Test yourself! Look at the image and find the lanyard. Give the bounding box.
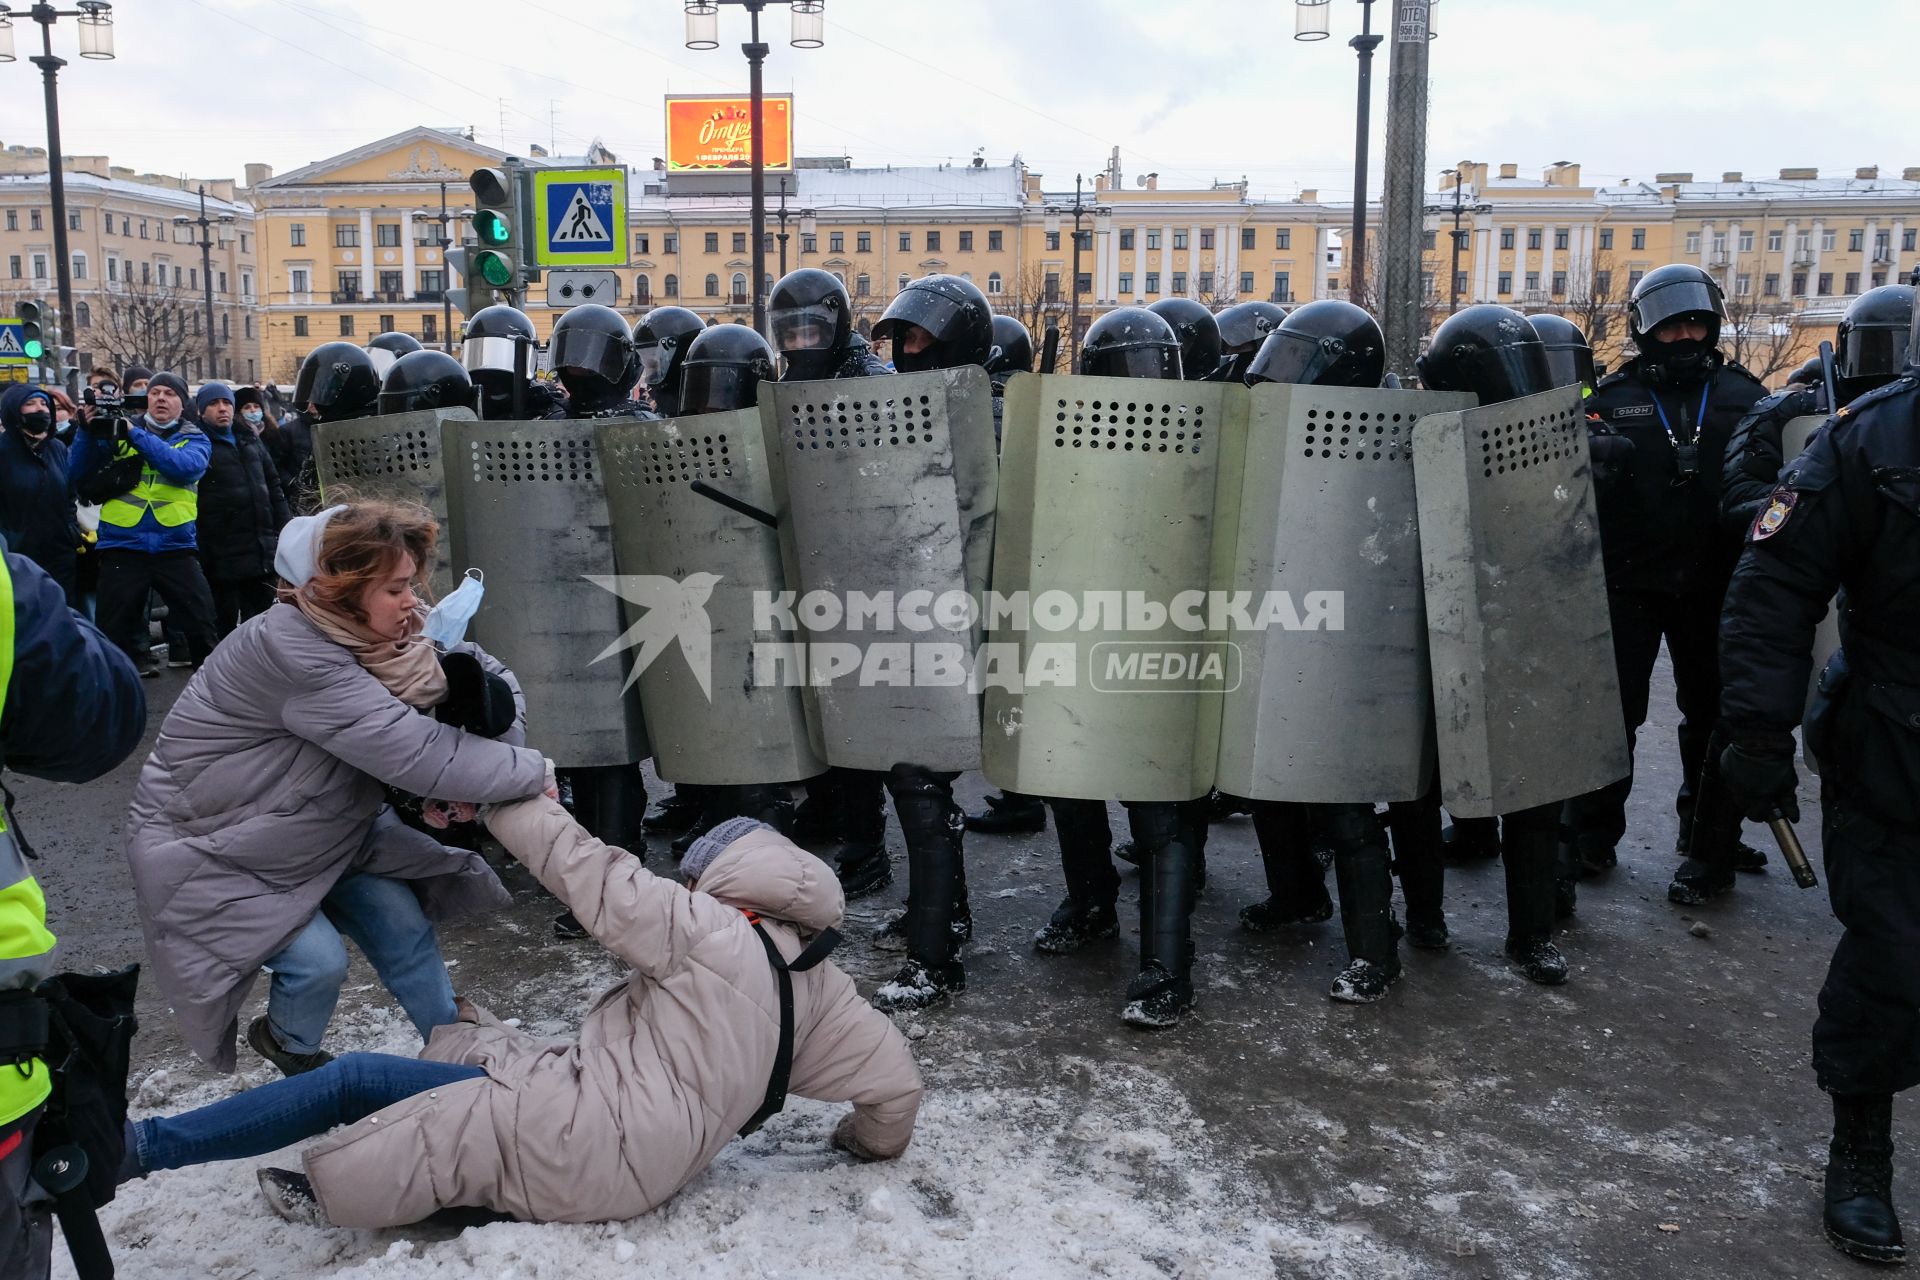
[1650,381,1712,446]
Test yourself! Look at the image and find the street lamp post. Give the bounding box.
[1043,175,1109,367]
[1426,169,1492,315]
[1,1,115,394]
[174,186,235,380]
[418,182,457,352]
[1295,0,1379,306]
[685,0,823,337]
[772,176,816,280]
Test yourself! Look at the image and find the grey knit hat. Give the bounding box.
[680,817,772,882]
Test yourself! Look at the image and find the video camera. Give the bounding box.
[81,382,147,420]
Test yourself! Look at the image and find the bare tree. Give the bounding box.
[95,275,198,375]
[1720,291,1803,387]
[1194,272,1241,311]
[1547,248,1630,375]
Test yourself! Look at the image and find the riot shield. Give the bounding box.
[1213,384,1475,803]
[761,367,997,771]
[1781,412,1841,772]
[443,417,648,768]
[312,407,470,597]
[598,410,825,786]
[982,373,1249,802]
[1412,385,1629,817]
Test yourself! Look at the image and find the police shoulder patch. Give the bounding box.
[1751,487,1797,541]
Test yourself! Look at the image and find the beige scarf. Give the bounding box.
[294,593,448,709]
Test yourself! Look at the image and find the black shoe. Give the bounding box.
[964,794,1045,835]
[643,794,704,834]
[1667,858,1736,906]
[139,663,161,680]
[1238,886,1334,932]
[1731,841,1768,873]
[875,907,974,953]
[835,841,893,899]
[1404,916,1450,951]
[246,1015,333,1078]
[1120,961,1193,1028]
[790,795,841,844]
[257,1167,327,1226]
[670,810,719,858]
[1440,820,1500,865]
[1826,1093,1907,1265]
[553,909,590,940]
[1576,846,1617,878]
[1328,956,1402,1003]
[872,958,965,1012]
[1554,876,1578,920]
[1033,898,1119,954]
[1113,839,1140,868]
[1504,937,1569,986]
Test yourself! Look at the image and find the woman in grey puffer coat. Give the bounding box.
[125,501,548,1075]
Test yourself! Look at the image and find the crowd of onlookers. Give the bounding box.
[0,366,313,678]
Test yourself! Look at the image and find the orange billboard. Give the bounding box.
[665,94,794,173]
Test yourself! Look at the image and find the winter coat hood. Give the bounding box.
[689,826,846,932]
[0,385,53,429]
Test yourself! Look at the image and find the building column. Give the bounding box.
[1220,222,1235,299]
[1809,219,1825,298]
[1474,219,1494,302]
[401,209,417,297]
[1861,219,1878,291]
[1699,220,1714,270]
[1891,219,1908,282]
[1724,220,1741,294]
[1161,224,1173,294]
[1314,224,1331,299]
[358,207,375,296]
[1515,227,1531,300]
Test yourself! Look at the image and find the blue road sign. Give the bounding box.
[534,168,626,267]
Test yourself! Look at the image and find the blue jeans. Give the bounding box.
[263,873,458,1055]
[133,1053,484,1174]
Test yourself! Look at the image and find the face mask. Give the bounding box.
[422,568,485,649]
[242,407,264,426]
[17,412,51,438]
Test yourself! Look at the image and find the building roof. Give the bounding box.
[256,126,513,189]
[0,170,252,218]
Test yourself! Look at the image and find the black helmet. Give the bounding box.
[872,274,994,373]
[460,304,536,416]
[678,324,777,416]
[294,342,381,421]
[770,268,852,381]
[1415,304,1553,405]
[550,304,639,410]
[1146,299,1222,382]
[378,349,474,416]
[365,330,424,380]
[633,305,705,415]
[1245,299,1384,390]
[1525,313,1596,392]
[985,315,1033,380]
[1080,306,1182,380]
[1835,283,1914,401]
[1628,264,1726,382]
[1216,301,1290,354]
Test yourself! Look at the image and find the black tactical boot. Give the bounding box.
[1034,898,1120,954]
[1825,1092,1907,1264]
[1441,814,1501,865]
[1241,802,1332,930]
[834,770,893,899]
[1667,856,1737,906]
[1553,835,1581,919]
[1385,798,1448,950]
[1504,935,1569,985]
[1502,804,1564,982]
[643,785,705,834]
[1120,803,1199,1029]
[671,807,718,857]
[872,958,967,1013]
[877,766,967,1007]
[791,768,848,845]
[875,905,973,953]
[1328,814,1402,1004]
[965,790,1046,835]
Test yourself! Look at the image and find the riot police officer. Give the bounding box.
[1527,312,1598,396]
[1213,299,1289,383]
[294,341,382,425]
[365,330,424,382]
[675,322,777,415]
[377,350,474,416]
[549,304,651,418]
[460,304,562,420]
[1715,293,1920,1265]
[1147,297,1222,382]
[1563,266,1766,904]
[872,273,994,372]
[632,305,706,419]
[1415,304,1575,985]
[1243,298,1384,390]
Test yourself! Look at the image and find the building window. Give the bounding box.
[1239,271,1254,294]
[703,233,719,253]
[29,209,42,231]
[1875,230,1892,256]
[958,230,973,251]
[663,233,678,253]
[1272,270,1290,301]
[1500,228,1515,250]
[800,233,817,253]
[664,274,678,297]
[379,270,403,296]
[732,233,746,253]
[1420,230,1437,250]
[704,273,720,297]
[335,225,359,248]
[1873,272,1888,288]
[636,233,650,255]
[1552,271,1567,294]
[1768,230,1784,252]
[1817,272,1834,295]
[900,231,912,252]
[2,211,13,231]
[1905,230,1918,252]
[294,316,309,337]
[1454,271,1468,296]
[1763,273,1780,297]
[222,314,232,340]
[856,232,872,253]
[76,301,90,328]
[420,315,435,343]
[1732,274,1751,296]
[1631,227,1646,251]
[339,315,355,336]
[68,211,82,231]
[217,270,228,294]
[987,271,1002,295]
[1845,271,1861,294]
[762,234,773,253]
[1527,229,1542,251]
[926,230,941,251]
[1822,229,1838,252]
[190,268,198,290]
[1627,269,1644,291]
[1200,229,1215,251]
[1498,272,1513,294]
[1046,231,1060,251]
[244,315,254,338]
[1525,271,1540,292]
[71,253,87,281]
[627,273,646,303]
[140,262,149,284]
[1847,229,1863,253]
[335,270,358,298]
[31,254,47,280]
[1595,270,1611,296]
[855,273,870,296]
[1172,230,1189,250]
[1143,272,1159,294]
[1739,231,1755,252]
[1554,229,1570,250]
[1118,271,1134,294]
[1146,230,1161,250]
[1241,227,1256,251]
[1326,278,1339,293]
[419,268,444,296]
[730,272,747,303]
[897,274,909,293]
[375,224,401,247]
[106,257,117,282]
[1420,271,1435,298]
[829,232,844,252]
[139,219,149,239]
[989,230,1004,251]
[1276,228,1291,250]
[291,268,310,294]
[1118,229,1135,251]
[1172,271,1188,293]
[1599,228,1614,250]
[1792,273,1808,296]
[1077,271,1093,296]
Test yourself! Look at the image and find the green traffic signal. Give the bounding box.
[473,250,514,288]
[472,210,510,246]
[17,301,45,359]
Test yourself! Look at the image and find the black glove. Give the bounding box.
[1586,428,1635,486]
[73,452,146,505]
[436,651,516,738]
[1719,740,1800,824]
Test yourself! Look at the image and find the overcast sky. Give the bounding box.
[0,0,1909,199]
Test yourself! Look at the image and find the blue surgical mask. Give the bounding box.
[423,568,485,649]
[242,407,264,426]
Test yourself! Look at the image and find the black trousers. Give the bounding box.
[881,764,966,967]
[1813,788,1920,1096]
[96,547,217,669]
[0,1109,48,1280]
[209,575,277,639]
[1562,584,1726,857]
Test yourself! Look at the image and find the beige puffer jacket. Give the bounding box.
[302,795,923,1227]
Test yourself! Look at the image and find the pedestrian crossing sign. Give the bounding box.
[0,320,25,364]
[533,167,627,268]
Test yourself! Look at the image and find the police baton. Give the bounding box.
[1817,340,1839,416]
[1039,323,1061,375]
[689,480,778,528]
[1767,810,1819,889]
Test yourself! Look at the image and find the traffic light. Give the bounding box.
[17,300,47,360]
[445,245,491,320]
[453,162,539,320]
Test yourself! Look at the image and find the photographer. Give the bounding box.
[67,372,218,674]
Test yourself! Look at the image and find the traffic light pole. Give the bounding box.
[746,3,769,336]
[438,182,454,352]
[31,31,77,395]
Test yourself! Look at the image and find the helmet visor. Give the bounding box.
[874,290,971,348]
[367,348,398,380]
[679,362,763,416]
[1456,345,1555,404]
[1540,342,1598,391]
[1838,324,1910,383]
[1083,344,1182,381]
[1633,277,1726,333]
[637,343,665,387]
[772,303,840,354]
[1245,330,1339,387]
[302,362,359,408]
[551,327,630,383]
[461,336,523,375]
